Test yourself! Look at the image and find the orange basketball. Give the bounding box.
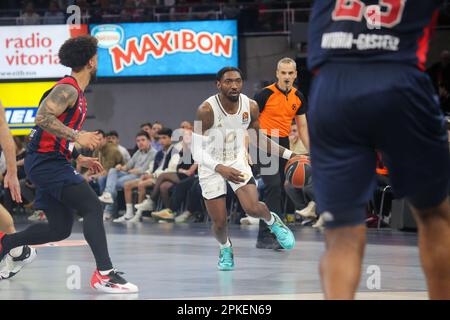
[284,155,311,188]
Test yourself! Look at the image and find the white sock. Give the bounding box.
[99,268,114,276]
[264,213,275,226]
[220,238,231,249]
[125,204,133,217]
[9,246,24,258]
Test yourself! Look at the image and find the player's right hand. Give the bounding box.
[215,164,246,184]
[4,171,22,203]
[75,131,102,150]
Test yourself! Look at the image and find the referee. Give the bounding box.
[254,57,309,249]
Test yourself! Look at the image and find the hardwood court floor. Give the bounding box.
[0,219,427,300]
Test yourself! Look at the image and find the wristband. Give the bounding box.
[282,149,293,160]
[72,148,81,160]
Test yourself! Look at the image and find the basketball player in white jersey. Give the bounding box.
[192,67,296,270]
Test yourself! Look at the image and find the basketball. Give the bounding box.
[284,155,311,188]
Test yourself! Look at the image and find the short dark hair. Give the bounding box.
[140,122,152,128]
[96,129,106,138]
[216,67,243,81]
[58,35,98,72]
[106,130,119,138]
[136,130,150,139]
[158,127,172,138]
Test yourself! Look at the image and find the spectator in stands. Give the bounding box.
[85,130,124,194]
[150,121,163,151]
[289,122,308,155]
[99,131,156,220]
[140,122,153,137]
[106,130,131,164]
[151,128,197,221]
[43,0,65,24]
[120,127,175,222]
[179,120,192,131]
[18,2,41,25]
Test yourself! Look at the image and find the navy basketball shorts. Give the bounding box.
[25,152,84,210]
[308,62,449,229]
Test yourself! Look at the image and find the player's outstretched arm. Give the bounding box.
[36,84,100,149]
[248,100,296,160]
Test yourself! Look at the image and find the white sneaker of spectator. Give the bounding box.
[113,213,134,223]
[128,209,143,223]
[295,201,317,219]
[175,210,192,223]
[240,215,260,225]
[98,192,114,204]
[134,197,154,211]
[312,214,325,229]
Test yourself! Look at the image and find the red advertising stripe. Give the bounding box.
[69,24,88,38]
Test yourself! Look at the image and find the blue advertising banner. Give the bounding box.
[90,20,238,77]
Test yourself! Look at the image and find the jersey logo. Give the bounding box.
[292,104,297,111]
[242,112,249,124]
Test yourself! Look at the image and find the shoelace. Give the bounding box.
[220,249,233,262]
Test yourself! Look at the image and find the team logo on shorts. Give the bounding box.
[241,172,249,181]
[242,112,249,124]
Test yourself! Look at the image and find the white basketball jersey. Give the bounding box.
[204,93,252,167]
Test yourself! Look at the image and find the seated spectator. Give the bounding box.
[85,130,124,194]
[106,130,131,164]
[179,120,193,131]
[115,127,176,222]
[140,122,152,138]
[99,131,156,220]
[43,0,65,24]
[150,121,163,151]
[151,129,198,221]
[18,1,41,25]
[283,156,320,228]
[289,122,308,155]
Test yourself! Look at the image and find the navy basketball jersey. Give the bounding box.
[28,76,87,160]
[307,0,443,71]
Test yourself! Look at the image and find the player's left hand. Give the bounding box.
[77,155,104,174]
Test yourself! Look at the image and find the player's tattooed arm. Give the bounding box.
[248,100,291,158]
[35,84,79,141]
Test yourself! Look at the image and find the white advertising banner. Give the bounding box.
[0,24,88,79]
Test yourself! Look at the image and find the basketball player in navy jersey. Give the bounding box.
[308,0,449,299]
[0,36,138,293]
